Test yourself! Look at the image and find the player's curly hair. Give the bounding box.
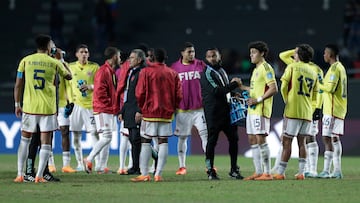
[248,41,269,57]
[296,44,314,63]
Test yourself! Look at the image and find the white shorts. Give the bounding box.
[140,121,173,139]
[69,104,96,132]
[174,109,207,136]
[246,114,270,135]
[322,115,344,137]
[283,117,312,137]
[120,121,129,136]
[309,120,319,136]
[94,113,116,133]
[57,107,70,126]
[21,113,58,133]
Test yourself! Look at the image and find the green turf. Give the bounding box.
[0,154,359,203]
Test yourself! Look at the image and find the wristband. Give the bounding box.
[256,96,263,103]
[90,84,94,90]
[15,102,20,108]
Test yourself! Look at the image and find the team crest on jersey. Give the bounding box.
[330,74,335,81]
[267,72,273,79]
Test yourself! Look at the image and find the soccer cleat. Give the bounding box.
[62,166,76,173]
[304,172,318,178]
[97,167,110,174]
[244,172,262,180]
[35,176,47,183]
[83,158,92,174]
[317,171,330,179]
[254,173,273,181]
[24,174,36,182]
[154,175,163,182]
[76,165,85,172]
[130,175,151,182]
[207,169,219,180]
[295,174,305,180]
[48,165,57,173]
[229,167,244,179]
[117,169,128,175]
[176,167,187,175]
[273,174,286,180]
[331,172,343,179]
[43,172,60,182]
[127,167,141,175]
[13,176,24,183]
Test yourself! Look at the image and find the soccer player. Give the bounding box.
[83,47,121,173]
[131,48,182,182]
[273,48,324,178]
[117,122,133,175]
[239,41,278,181]
[274,44,319,180]
[118,49,147,175]
[200,47,243,180]
[13,34,72,183]
[68,44,102,172]
[171,42,208,175]
[318,44,347,179]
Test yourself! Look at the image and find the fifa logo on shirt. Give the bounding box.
[178,71,201,81]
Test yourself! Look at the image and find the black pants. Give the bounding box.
[25,126,50,175]
[205,122,238,170]
[128,128,141,170]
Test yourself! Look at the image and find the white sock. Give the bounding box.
[271,145,283,173]
[307,142,319,174]
[323,151,333,173]
[155,143,168,177]
[119,135,129,169]
[99,143,110,170]
[88,132,100,170]
[298,158,306,175]
[277,161,288,175]
[72,131,83,167]
[48,151,55,166]
[36,144,51,178]
[260,143,271,174]
[198,129,208,153]
[251,144,262,174]
[62,151,71,167]
[17,136,31,176]
[177,136,187,168]
[127,141,133,169]
[140,143,152,176]
[332,140,342,173]
[87,133,111,162]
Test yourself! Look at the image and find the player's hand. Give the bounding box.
[79,84,90,92]
[135,112,142,123]
[118,114,123,121]
[15,106,22,118]
[247,97,257,106]
[312,108,322,121]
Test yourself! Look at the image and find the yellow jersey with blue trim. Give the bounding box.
[320,61,347,119]
[68,61,99,109]
[248,61,277,118]
[280,61,318,121]
[18,53,70,115]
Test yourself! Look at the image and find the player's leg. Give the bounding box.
[69,105,85,171]
[331,118,344,179]
[84,113,113,173]
[24,126,41,182]
[153,122,172,181]
[244,115,262,180]
[224,124,243,179]
[118,126,129,174]
[205,124,220,180]
[48,132,56,173]
[174,112,190,175]
[58,107,75,173]
[127,127,141,175]
[318,115,334,178]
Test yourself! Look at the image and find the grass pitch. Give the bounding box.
[0,154,359,203]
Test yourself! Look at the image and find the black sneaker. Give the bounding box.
[207,169,220,180]
[127,168,141,175]
[43,172,60,182]
[229,167,244,180]
[24,174,35,182]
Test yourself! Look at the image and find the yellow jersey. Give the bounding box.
[18,53,70,115]
[68,61,99,109]
[280,61,318,121]
[248,62,277,118]
[320,61,347,119]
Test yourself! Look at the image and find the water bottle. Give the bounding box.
[78,80,87,97]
